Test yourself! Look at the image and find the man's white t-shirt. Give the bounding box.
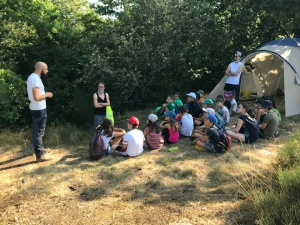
[181,114,194,136]
[226,61,243,85]
[27,73,46,110]
[123,129,145,156]
[231,98,237,112]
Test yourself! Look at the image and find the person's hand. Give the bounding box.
[46,92,53,98]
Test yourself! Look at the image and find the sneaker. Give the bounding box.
[36,155,51,162]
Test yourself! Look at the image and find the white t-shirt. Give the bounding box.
[218,106,230,123]
[100,131,114,149]
[231,98,237,112]
[27,73,46,110]
[181,114,194,136]
[226,62,243,85]
[123,129,145,156]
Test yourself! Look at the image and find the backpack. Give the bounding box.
[272,108,282,122]
[89,131,107,160]
[214,128,232,151]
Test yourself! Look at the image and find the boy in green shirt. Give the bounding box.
[174,92,183,107]
[157,95,176,115]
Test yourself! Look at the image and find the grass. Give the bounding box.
[0,106,300,224]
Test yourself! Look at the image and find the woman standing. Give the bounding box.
[93,82,110,131]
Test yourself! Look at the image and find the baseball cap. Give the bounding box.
[236,51,242,56]
[196,90,204,94]
[202,108,215,116]
[186,92,196,99]
[225,91,234,97]
[202,98,214,106]
[164,111,177,122]
[207,115,217,125]
[127,116,140,125]
[254,98,263,104]
[148,114,158,122]
[261,100,273,109]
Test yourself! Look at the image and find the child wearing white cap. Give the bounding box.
[144,114,164,149]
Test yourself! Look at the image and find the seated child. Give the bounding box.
[160,111,179,143]
[144,114,164,149]
[225,103,259,144]
[186,92,203,118]
[215,95,231,112]
[196,90,205,103]
[178,105,193,137]
[259,100,279,139]
[193,115,223,153]
[225,91,237,116]
[194,98,214,126]
[192,108,216,139]
[157,95,176,115]
[254,98,266,124]
[93,118,126,157]
[216,98,230,124]
[112,116,145,157]
[174,92,183,107]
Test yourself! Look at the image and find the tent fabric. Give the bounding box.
[208,38,300,117]
[262,38,300,47]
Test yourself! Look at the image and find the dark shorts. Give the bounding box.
[115,145,129,156]
[224,83,239,93]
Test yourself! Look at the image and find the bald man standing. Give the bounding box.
[27,62,53,162]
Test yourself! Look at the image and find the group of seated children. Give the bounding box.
[93,93,280,158]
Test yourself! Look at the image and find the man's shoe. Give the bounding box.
[36,155,51,162]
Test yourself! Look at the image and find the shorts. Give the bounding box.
[203,142,217,153]
[114,145,129,156]
[224,83,239,93]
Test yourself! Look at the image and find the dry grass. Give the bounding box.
[0,106,299,225]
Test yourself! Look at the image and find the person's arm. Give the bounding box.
[259,123,267,129]
[259,114,270,129]
[143,127,148,136]
[200,135,209,143]
[93,93,104,108]
[228,118,244,133]
[222,111,226,119]
[230,64,244,76]
[32,87,53,101]
[225,64,231,76]
[99,93,111,106]
[256,109,262,122]
[113,128,126,137]
[160,123,171,129]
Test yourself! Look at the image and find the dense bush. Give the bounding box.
[242,130,300,225]
[1,0,300,127]
[0,69,27,127]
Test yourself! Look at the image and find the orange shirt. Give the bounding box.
[198,97,205,103]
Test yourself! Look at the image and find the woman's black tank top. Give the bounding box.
[94,92,107,115]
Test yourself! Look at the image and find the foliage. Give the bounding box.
[0,0,299,126]
[0,69,27,127]
[239,130,300,225]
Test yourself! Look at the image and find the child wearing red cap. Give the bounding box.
[112,116,145,157]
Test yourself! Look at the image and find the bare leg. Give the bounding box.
[226,130,245,142]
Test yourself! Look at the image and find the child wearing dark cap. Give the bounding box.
[259,100,279,138]
[254,98,266,124]
[112,116,145,157]
[193,115,223,153]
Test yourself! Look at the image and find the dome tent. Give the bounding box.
[208,38,300,117]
